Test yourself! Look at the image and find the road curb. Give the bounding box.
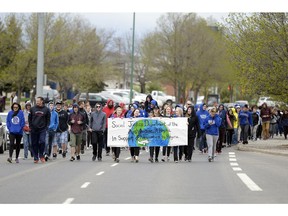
[237,144,288,157]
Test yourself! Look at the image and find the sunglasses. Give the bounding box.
[96,106,101,108]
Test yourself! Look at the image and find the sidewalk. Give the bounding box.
[236,136,288,157]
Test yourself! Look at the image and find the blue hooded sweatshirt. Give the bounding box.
[238,110,253,126]
[7,109,25,135]
[203,114,222,136]
[48,108,59,131]
[196,104,209,130]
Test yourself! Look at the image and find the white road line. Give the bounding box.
[229,152,235,155]
[230,162,239,166]
[111,163,118,167]
[96,171,104,176]
[237,173,263,191]
[80,182,90,188]
[232,167,242,171]
[125,157,131,160]
[63,198,74,204]
[229,155,236,158]
[229,158,237,161]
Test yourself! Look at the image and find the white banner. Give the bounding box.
[108,117,188,147]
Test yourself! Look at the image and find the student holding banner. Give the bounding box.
[172,106,184,163]
[148,105,161,163]
[110,106,124,163]
[129,108,141,163]
[203,107,222,162]
[161,105,173,162]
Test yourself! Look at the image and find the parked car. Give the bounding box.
[0,113,8,153]
[79,93,108,107]
[257,97,275,107]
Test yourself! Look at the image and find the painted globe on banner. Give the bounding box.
[128,119,170,147]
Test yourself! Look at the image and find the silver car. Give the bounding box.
[0,112,8,154]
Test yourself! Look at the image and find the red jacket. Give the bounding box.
[102,99,114,128]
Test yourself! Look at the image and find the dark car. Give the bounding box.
[79,93,108,107]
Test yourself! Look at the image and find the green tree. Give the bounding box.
[223,13,288,103]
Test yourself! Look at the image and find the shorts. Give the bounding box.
[53,131,68,146]
[70,132,82,147]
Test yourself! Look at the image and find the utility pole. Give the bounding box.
[36,13,44,99]
[130,12,135,104]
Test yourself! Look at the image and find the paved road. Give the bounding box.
[0,145,288,204]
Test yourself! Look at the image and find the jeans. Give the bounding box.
[92,131,104,159]
[199,130,207,151]
[31,129,47,161]
[45,130,56,157]
[23,132,32,158]
[232,128,238,144]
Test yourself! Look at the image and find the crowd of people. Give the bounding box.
[2,93,287,164]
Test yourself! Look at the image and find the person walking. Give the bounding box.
[85,105,92,150]
[226,108,236,147]
[185,105,200,162]
[203,107,222,162]
[238,104,253,144]
[129,108,141,163]
[161,105,173,162]
[280,109,288,139]
[110,106,124,163]
[251,105,260,141]
[77,101,89,155]
[90,103,106,162]
[23,101,33,159]
[196,103,209,153]
[148,105,161,163]
[216,104,227,153]
[44,102,59,161]
[102,99,115,156]
[28,97,51,163]
[172,107,184,163]
[6,102,25,163]
[68,103,85,161]
[54,100,69,158]
[260,102,272,140]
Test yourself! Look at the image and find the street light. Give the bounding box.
[130,12,135,104]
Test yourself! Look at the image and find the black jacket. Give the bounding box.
[28,105,50,132]
[56,109,69,132]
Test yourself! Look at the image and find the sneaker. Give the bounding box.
[135,156,139,163]
[92,155,96,161]
[53,153,57,159]
[81,150,84,154]
[208,156,212,162]
[155,158,159,163]
[116,158,120,163]
[15,158,19,163]
[70,157,75,161]
[76,155,80,160]
[161,157,165,162]
[40,157,46,163]
[62,152,66,158]
[7,158,12,163]
[175,160,178,163]
[148,158,154,163]
[44,154,49,162]
[58,149,62,154]
[106,152,110,156]
[98,158,102,162]
[188,160,191,162]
